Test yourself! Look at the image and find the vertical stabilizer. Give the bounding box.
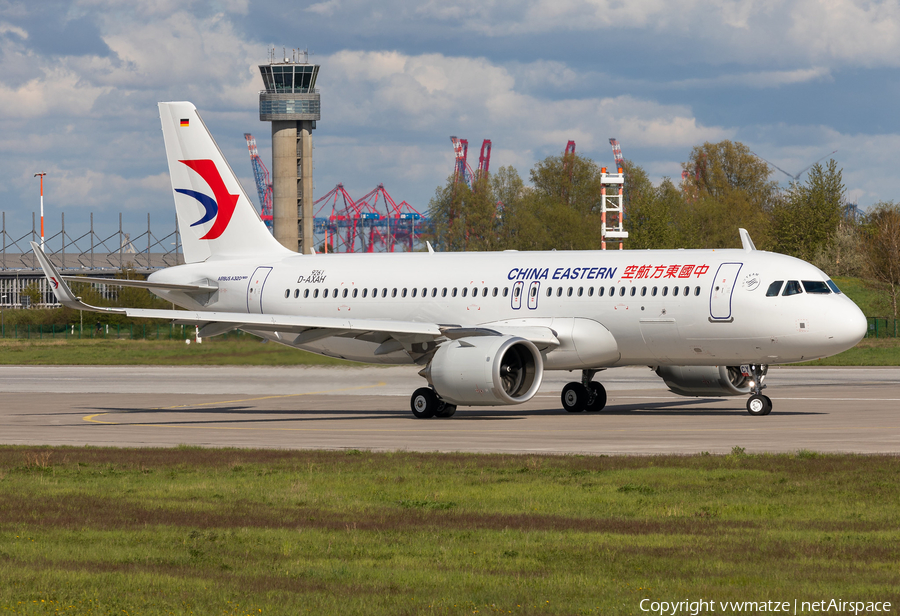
[159,102,291,264]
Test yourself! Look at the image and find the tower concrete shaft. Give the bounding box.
[259,50,320,253]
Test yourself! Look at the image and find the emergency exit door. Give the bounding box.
[247,267,272,314]
[709,262,742,321]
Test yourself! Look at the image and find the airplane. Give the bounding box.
[31,101,868,419]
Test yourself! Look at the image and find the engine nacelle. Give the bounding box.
[655,365,752,397]
[425,336,543,406]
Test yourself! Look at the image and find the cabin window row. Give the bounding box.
[284,284,704,300]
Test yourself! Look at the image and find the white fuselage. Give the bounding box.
[149,247,867,369]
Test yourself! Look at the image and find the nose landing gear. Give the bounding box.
[743,364,771,416]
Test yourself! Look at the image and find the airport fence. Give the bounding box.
[0,323,250,341]
[866,317,898,338]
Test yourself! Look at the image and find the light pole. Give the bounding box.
[34,172,47,250]
[1,294,5,338]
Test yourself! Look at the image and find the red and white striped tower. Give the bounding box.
[34,172,47,250]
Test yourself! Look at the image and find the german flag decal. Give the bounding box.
[180,119,189,127]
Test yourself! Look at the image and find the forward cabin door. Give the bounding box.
[247,266,273,314]
[709,262,742,321]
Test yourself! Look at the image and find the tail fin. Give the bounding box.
[159,102,290,264]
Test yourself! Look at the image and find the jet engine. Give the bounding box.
[423,336,543,406]
[655,365,753,397]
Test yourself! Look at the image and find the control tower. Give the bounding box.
[258,49,321,253]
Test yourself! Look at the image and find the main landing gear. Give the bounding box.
[410,387,457,419]
[743,364,772,416]
[561,369,607,413]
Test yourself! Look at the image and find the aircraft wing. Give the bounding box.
[31,241,559,351]
[61,276,218,293]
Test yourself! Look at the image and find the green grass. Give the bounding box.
[0,447,897,615]
[796,338,900,366]
[0,338,355,366]
[833,276,894,316]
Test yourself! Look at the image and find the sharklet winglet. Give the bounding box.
[29,241,125,314]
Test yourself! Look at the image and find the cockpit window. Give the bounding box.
[766,281,784,297]
[782,280,802,296]
[802,281,831,294]
[826,280,842,294]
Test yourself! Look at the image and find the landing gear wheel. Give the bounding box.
[562,382,589,413]
[410,387,439,419]
[434,403,457,418]
[747,394,772,416]
[585,382,607,412]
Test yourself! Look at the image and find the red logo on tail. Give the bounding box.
[177,160,239,240]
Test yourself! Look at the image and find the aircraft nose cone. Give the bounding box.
[829,299,868,352]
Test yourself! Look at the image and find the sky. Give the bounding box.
[2,0,900,247]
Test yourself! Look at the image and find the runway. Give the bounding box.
[2,365,899,454]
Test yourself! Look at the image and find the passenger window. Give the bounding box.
[343,289,348,298]
[442,288,448,297]
[530,287,537,297]
[452,288,457,297]
[694,286,701,296]
[782,280,802,296]
[492,287,498,297]
[382,288,388,298]
[546,287,552,297]
[557,287,563,297]
[588,287,594,297]
[662,287,668,296]
[284,289,290,299]
[598,287,605,297]
[401,288,407,298]
[567,287,573,297]
[352,289,358,298]
[620,287,626,297]
[673,286,679,297]
[578,287,584,297]
[630,287,636,297]
[362,288,368,298]
[323,289,329,298]
[304,289,310,299]
[802,281,831,294]
[462,288,467,297]
[514,286,521,298]
[314,289,319,298]
[652,287,658,296]
[392,288,398,298]
[333,289,338,297]
[482,287,488,297]
[766,281,783,297]
[422,288,427,297]
[641,287,647,297]
[432,288,437,297]
[411,288,417,298]
[502,287,509,297]
[609,287,614,296]
[683,287,689,296]
[372,288,378,297]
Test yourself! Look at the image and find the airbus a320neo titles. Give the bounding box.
[33,102,868,418]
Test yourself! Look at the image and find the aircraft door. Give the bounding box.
[527,281,540,310]
[247,266,273,314]
[511,281,524,310]
[709,262,742,321]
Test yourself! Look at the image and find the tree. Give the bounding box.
[623,163,683,250]
[863,202,900,317]
[772,160,844,261]
[681,141,777,248]
[428,174,501,252]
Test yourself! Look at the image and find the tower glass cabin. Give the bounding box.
[259,52,321,253]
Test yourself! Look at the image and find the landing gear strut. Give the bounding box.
[561,369,607,413]
[410,387,457,419]
[743,364,772,416]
